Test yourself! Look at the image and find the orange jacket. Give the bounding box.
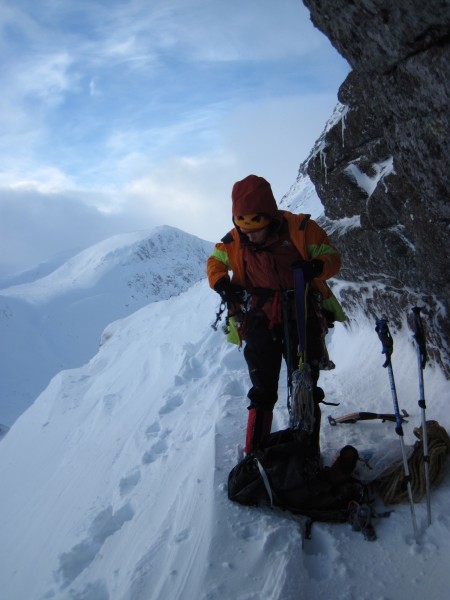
[207,211,346,322]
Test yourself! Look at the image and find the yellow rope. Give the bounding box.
[375,420,450,505]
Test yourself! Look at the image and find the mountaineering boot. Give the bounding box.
[245,407,273,454]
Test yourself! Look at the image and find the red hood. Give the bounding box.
[231,175,278,219]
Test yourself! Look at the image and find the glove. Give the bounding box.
[291,259,324,282]
[214,278,246,306]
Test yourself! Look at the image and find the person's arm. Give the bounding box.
[304,219,341,281]
[206,242,232,290]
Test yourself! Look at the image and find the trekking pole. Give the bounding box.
[375,318,419,542]
[411,307,432,526]
[290,268,315,433]
[282,291,295,414]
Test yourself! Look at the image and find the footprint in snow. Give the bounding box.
[56,503,134,589]
[142,438,168,465]
[302,525,338,580]
[102,393,120,415]
[174,352,205,384]
[145,421,161,438]
[158,393,184,415]
[174,528,190,543]
[119,469,141,497]
[233,522,265,542]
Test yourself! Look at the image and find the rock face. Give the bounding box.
[303,0,450,374]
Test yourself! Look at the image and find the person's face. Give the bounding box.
[241,226,270,245]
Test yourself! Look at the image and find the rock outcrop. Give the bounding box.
[302,0,450,373]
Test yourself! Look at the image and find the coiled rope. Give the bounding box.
[375,420,450,505]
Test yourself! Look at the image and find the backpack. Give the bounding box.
[228,429,377,540]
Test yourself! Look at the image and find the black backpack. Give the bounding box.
[228,429,377,540]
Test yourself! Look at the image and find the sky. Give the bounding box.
[0,0,349,276]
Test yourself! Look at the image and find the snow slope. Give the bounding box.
[0,226,212,426]
[0,278,449,600]
[279,170,323,219]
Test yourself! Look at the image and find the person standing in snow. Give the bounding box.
[207,174,345,455]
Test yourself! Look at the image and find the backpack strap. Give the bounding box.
[221,231,234,244]
[254,458,274,507]
[299,214,311,231]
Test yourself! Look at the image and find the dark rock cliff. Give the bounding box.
[302,0,450,374]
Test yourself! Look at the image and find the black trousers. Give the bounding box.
[243,312,324,448]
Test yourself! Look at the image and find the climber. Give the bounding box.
[207,174,346,454]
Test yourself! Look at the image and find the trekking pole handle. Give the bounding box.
[375,318,393,368]
[375,319,405,433]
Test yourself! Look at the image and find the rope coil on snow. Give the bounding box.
[375,421,450,505]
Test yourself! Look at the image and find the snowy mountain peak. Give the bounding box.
[0,225,212,305]
[0,225,213,426]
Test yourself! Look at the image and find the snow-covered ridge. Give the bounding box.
[0,225,213,426]
[0,225,213,305]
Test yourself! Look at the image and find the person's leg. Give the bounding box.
[244,407,273,454]
[243,316,283,453]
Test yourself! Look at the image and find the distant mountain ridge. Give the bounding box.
[0,247,82,289]
[0,225,213,426]
[1,226,212,304]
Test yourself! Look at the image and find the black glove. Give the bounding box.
[214,278,246,305]
[291,259,324,282]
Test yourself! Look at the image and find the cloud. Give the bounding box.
[115,91,340,236]
[0,0,350,275]
[220,93,339,192]
[0,88,344,275]
[74,0,328,66]
[0,187,148,275]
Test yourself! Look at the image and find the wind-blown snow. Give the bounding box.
[0,275,449,600]
[321,215,361,236]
